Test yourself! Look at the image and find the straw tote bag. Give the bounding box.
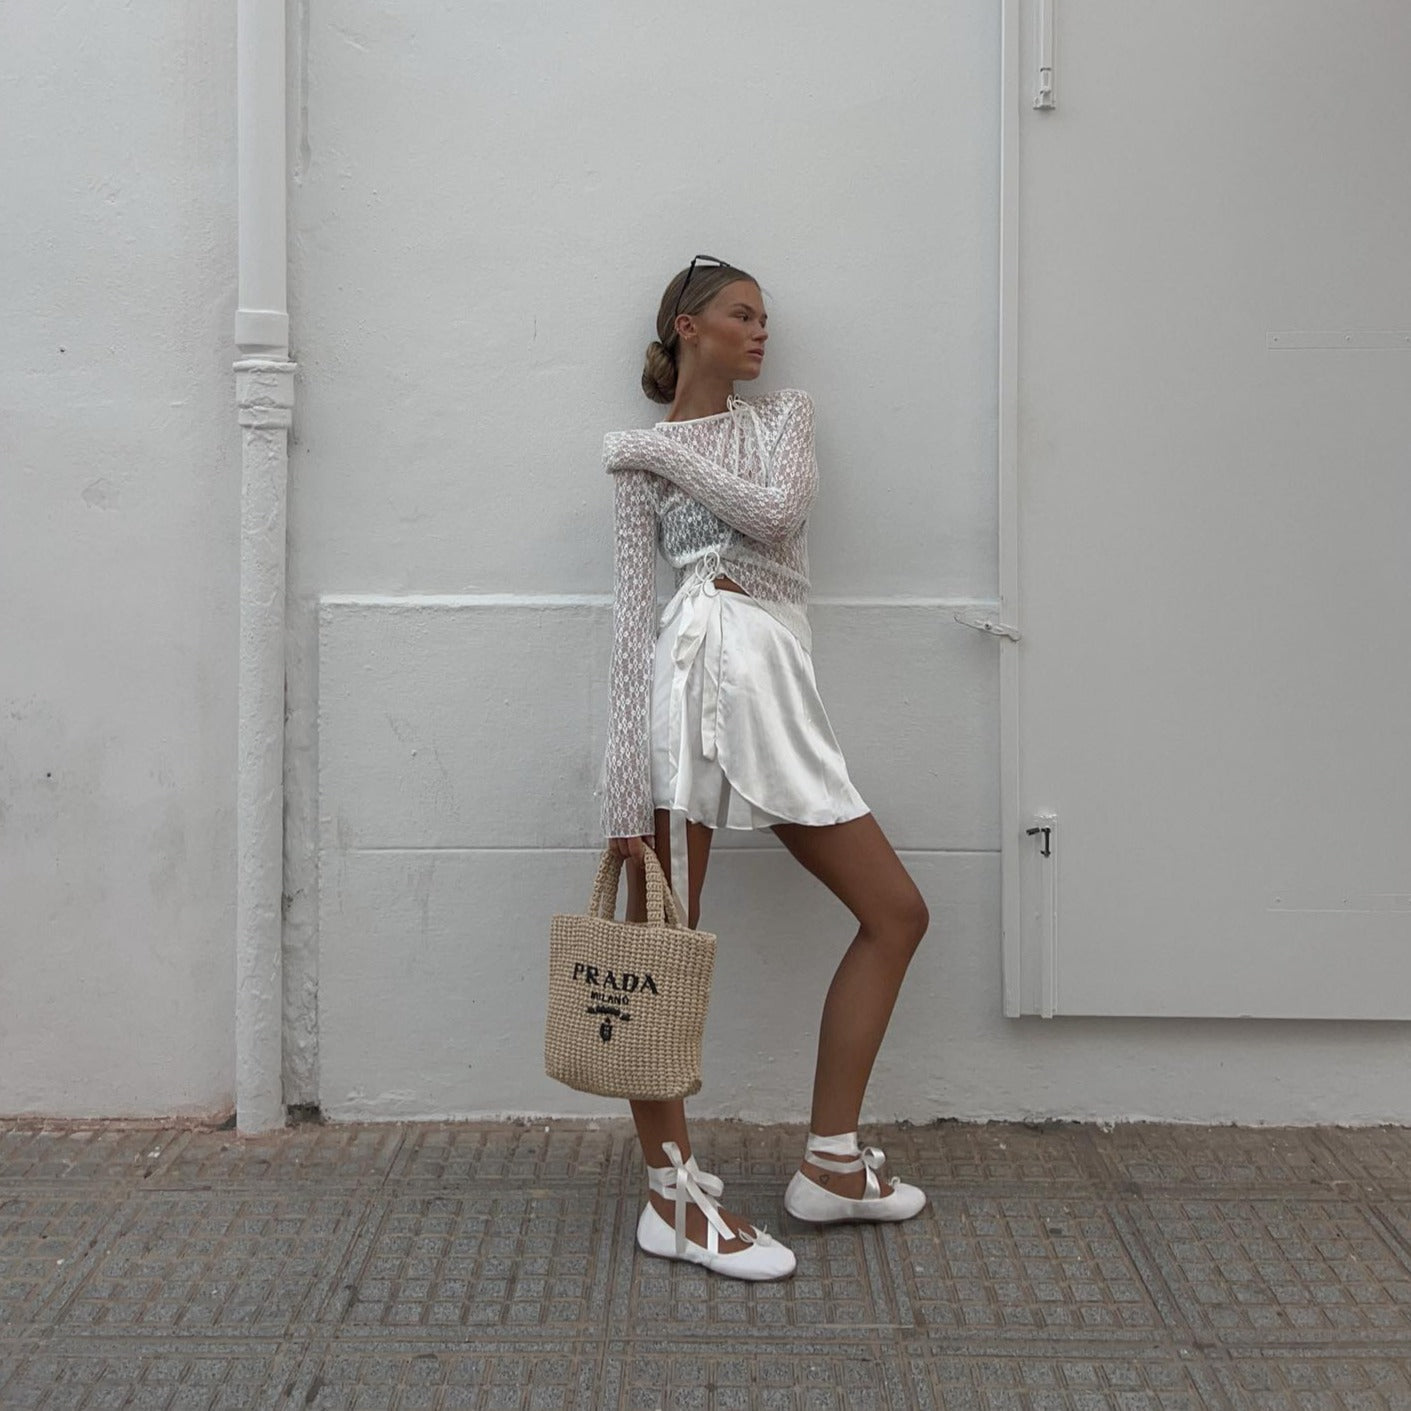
[545,844,716,1100]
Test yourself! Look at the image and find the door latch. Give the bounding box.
[953,608,1022,640]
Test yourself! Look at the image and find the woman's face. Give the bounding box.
[677,278,769,381]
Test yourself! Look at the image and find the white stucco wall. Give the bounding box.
[290,1,1411,1125]
[5,2,1405,1124]
[0,5,238,1115]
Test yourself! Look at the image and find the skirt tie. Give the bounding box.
[660,547,728,915]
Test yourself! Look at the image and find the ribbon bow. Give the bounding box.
[659,1140,777,1255]
[860,1146,892,1197]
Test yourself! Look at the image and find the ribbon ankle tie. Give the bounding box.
[651,1140,776,1254]
[806,1130,859,1156]
[804,1132,891,1196]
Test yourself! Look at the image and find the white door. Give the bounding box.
[999,0,1411,1017]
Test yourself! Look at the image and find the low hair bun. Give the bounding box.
[641,338,678,404]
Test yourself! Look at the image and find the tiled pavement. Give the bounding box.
[2,1117,1411,1409]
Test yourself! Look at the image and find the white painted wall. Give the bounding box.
[5,1,1405,1124]
[0,5,238,1116]
[294,0,1411,1124]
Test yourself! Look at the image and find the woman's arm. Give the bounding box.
[601,468,658,839]
[601,390,817,546]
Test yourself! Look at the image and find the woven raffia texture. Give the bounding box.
[546,847,716,1100]
[598,387,818,839]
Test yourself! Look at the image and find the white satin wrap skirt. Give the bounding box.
[649,549,870,911]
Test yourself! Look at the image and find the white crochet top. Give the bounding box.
[598,387,818,838]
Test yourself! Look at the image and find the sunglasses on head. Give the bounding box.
[670,254,731,327]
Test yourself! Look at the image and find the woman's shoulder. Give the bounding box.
[738,386,813,418]
[745,386,811,406]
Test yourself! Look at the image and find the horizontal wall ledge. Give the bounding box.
[320,593,1003,611]
[317,593,999,855]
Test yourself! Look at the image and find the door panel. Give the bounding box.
[1000,0,1411,1016]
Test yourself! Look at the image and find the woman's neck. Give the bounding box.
[663,374,736,423]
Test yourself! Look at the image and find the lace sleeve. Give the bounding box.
[601,390,817,545]
[602,467,658,839]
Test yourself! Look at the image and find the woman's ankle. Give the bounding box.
[643,1143,693,1172]
[797,1129,896,1199]
[628,1098,690,1170]
[645,1189,753,1251]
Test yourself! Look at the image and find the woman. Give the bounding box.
[600,256,932,1281]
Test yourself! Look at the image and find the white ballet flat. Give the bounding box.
[636,1141,797,1281]
[783,1132,928,1224]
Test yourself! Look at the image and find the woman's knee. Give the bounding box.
[899,887,931,948]
[911,891,932,946]
[866,883,930,953]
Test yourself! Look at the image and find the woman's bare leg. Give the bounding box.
[625,808,756,1251]
[770,811,930,1198]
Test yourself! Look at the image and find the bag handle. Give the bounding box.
[588,844,685,929]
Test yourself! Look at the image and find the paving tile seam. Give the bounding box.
[614,1322,914,1334]
[13,1180,1411,1206]
[897,1329,1411,1353]
[1179,1361,1245,1411]
[860,1210,910,1327]
[291,1335,609,1351]
[1310,1123,1401,1179]
[31,1333,311,1352]
[7,1178,1402,1197]
[316,1200,400,1331]
[0,1183,396,1200]
[891,1325,1212,1347]
[1181,1333,1411,1353]
[322,1324,1206,1345]
[372,1127,410,1193]
[39,1322,315,1340]
[1070,1127,1114,1190]
[1367,1204,1411,1268]
[889,1329,1219,1352]
[604,1178,1408,1202]
[28,1329,1407,1357]
[186,1177,624,1194]
[18,1195,133,1331]
[593,1315,922,1340]
[601,1333,895,1365]
[1201,1343,1411,1361]
[1112,1184,1395,1201]
[593,1327,1180,1346]
[1104,1198,1201,1338]
[591,1143,626,1403]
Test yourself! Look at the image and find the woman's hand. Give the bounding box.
[609,834,654,861]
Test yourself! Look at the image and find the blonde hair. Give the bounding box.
[641,259,758,404]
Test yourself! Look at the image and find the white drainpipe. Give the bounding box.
[234,0,294,1133]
